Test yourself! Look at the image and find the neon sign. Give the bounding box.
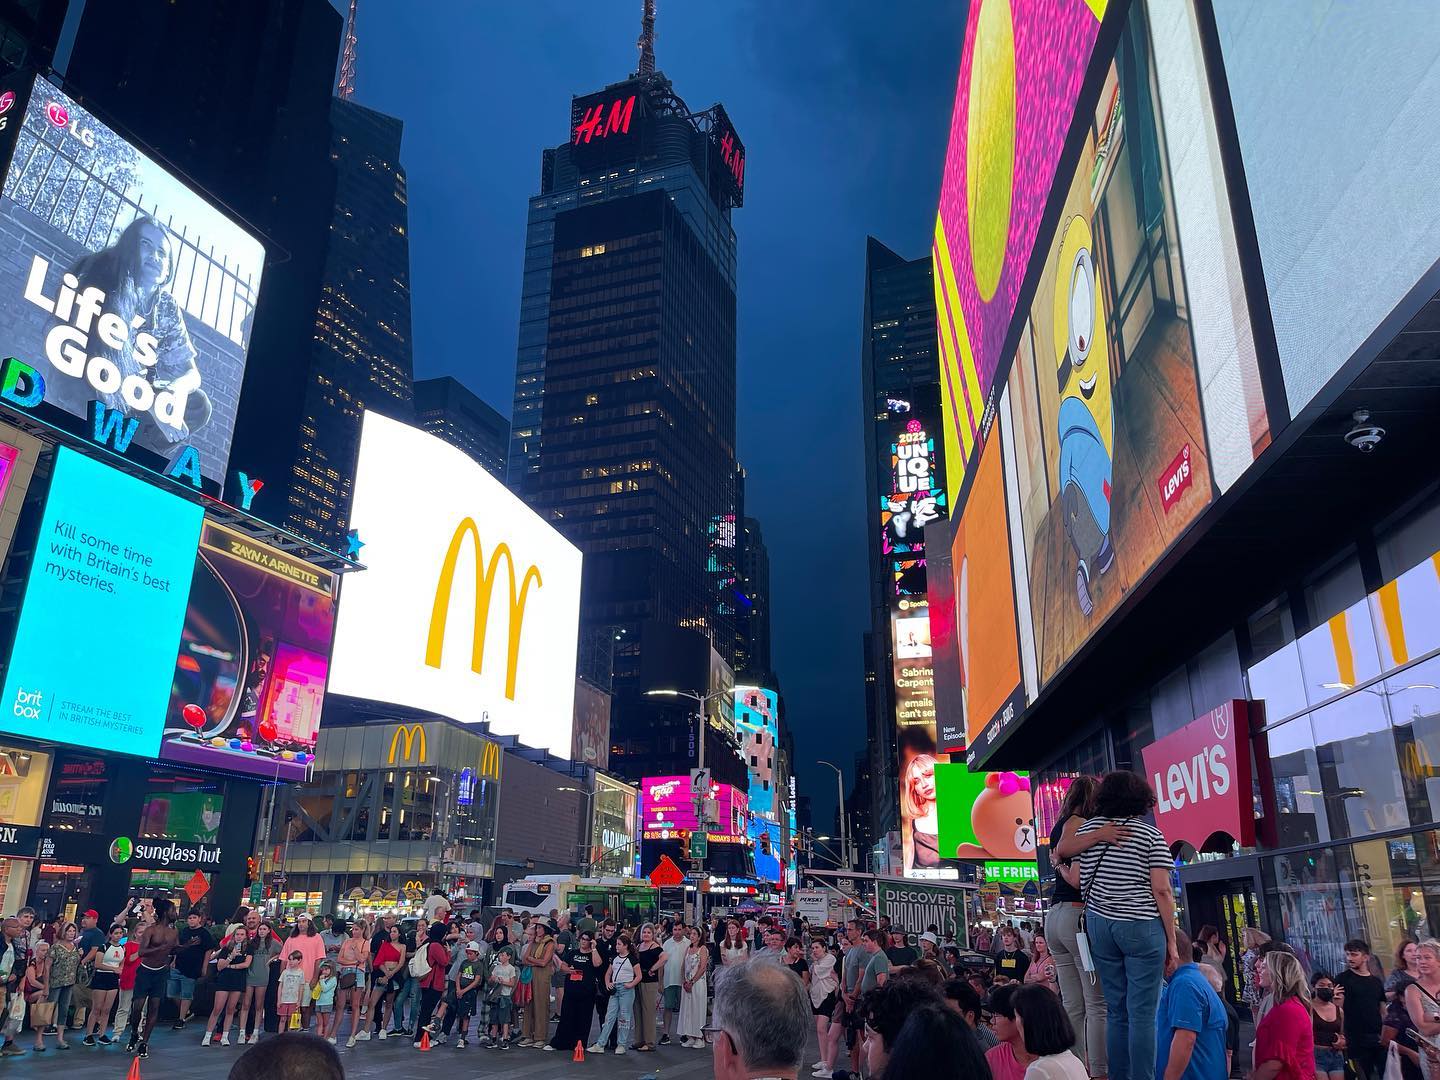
[573,94,636,145]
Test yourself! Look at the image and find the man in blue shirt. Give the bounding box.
[1157,930,1229,1080]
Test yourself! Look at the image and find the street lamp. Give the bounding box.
[816,760,851,870]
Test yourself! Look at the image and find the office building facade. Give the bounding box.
[413,376,508,481]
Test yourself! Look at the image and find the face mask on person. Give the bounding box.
[1316,987,1335,1002]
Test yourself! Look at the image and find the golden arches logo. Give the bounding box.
[1402,740,1436,783]
[479,740,501,780]
[426,517,542,701]
[388,724,427,764]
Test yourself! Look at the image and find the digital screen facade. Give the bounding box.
[933,0,1107,504]
[330,413,583,757]
[639,775,744,837]
[935,764,1037,863]
[748,814,783,885]
[733,686,778,818]
[0,448,203,755]
[934,0,1272,767]
[0,76,265,485]
[161,522,336,781]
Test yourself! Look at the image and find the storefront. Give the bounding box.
[589,772,638,877]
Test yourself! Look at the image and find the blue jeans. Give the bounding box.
[595,985,634,1048]
[1086,912,1166,1080]
[391,977,420,1029]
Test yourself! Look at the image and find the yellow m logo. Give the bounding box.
[388,724,427,764]
[479,740,501,780]
[426,517,543,701]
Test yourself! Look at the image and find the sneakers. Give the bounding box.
[201,1032,213,1047]
[540,1043,554,1051]
[680,1037,693,1048]
[377,1029,388,1040]
[517,1038,533,1047]
[1,1044,25,1056]
[660,1034,672,1045]
[138,1043,149,1059]
[355,1029,370,1041]
[171,1019,187,1031]
[98,1035,113,1045]
[813,1070,833,1078]
[615,1044,628,1055]
[125,1039,137,1053]
[455,1037,467,1049]
[220,1033,231,1046]
[41,1026,57,1037]
[345,1035,357,1048]
[499,1039,511,1050]
[327,1036,337,1045]
[81,1035,96,1047]
[586,1043,605,1055]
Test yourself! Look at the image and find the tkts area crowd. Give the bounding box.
[0,775,1432,1080]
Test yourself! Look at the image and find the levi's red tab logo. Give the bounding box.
[1158,444,1192,513]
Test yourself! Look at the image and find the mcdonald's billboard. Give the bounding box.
[330,413,582,757]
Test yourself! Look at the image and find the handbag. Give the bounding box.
[337,971,357,990]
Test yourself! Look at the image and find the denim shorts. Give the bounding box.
[1315,1048,1345,1073]
[166,970,196,1000]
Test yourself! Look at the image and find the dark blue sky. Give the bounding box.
[344,1,965,833]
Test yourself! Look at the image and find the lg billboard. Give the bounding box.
[330,413,583,757]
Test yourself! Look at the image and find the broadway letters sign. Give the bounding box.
[1141,700,1255,849]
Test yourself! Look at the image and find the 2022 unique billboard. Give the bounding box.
[329,412,582,757]
[0,76,265,485]
[0,448,203,756]
[162,522,336,781]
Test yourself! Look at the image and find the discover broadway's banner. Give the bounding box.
[876,879,969,940]
[161,521,336,781]
[0,75,265,485]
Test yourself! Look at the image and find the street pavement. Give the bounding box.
[0,1023,811,1079]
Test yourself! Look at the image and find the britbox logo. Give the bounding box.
[12,688,42,721]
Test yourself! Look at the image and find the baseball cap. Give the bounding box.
[83,909,99,920]
[464,942,481,952]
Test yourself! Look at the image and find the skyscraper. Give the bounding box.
[738,515,773,680]
[288,95,415,546]
[508,24,747,771]
[860,238,942,843]
[413,375,508,480]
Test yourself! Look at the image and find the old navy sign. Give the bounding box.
[1140,700,1254,849]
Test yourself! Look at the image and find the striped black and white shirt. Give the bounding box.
[1076,817,1172,921]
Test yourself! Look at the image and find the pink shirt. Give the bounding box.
[1254,996,1315,1080]
[289,932,327,983]
[987,1041,1029,1080]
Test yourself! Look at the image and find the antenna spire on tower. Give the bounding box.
[337,0,359,100]
[637,0,656,77]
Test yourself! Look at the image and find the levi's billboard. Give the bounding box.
[329,413,582,758]
[1140,700,1254,849]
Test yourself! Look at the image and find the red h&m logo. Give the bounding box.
[45,102,67,128]
[1158,444,1193,514]
[573,95,636,145]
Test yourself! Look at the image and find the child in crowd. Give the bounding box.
[313,961,338,1043]
[452,942,484,1049]
[488,947,517,1050]
[277,951,308,1034]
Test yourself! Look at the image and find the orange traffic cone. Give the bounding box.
[126,1057,141,1080]
[417,1029,431,1052]
[573,1041,585,1061]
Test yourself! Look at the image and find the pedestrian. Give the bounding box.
[202,921,252,1045]
[941,978,998,1051]
[808,938,839,1073]
[1311,972,1346,1080]
[487,945,518,1049]
[1392,941,1421,1001]
[551,912,573,1023]
[578,905,598,935]
[313,960,338,1043]
[853,971,946,1079]
[1075,770,1179,1080]
[591,918,619,1048]
[1155,929,1229,1080]
[1240,928,1271,1014]
[1405,940,1440,1080]
[450,941,484,1048]
[420,887,451,926]
[996,926,1032,982]
[288,915,326,1033]
[987,983,1037,1080]
[1196,961,1240,1077]
[126,897,179,1057]
[169,908,209,1029]
[709,956,813,1080]
[109,915,143,1042]
[1383,957,1425,1080]
[588,933,641,1055]
[659,921,689,1045]
[518,920,555,1048]
[368,921,406,1038]
[550,929,601,1052]
[238,920,279,1042]
[882,1002,991,1080]
[1012,984,1089,1080]
[336,919,370,1047]
[633,923,664,1051]
[81,923,124,1045]
[1025,934,1058,993]
[277,950,308,1034]
[861,929,892,993]
[719,919,748,965]
[1253,950,1314,1080]
[410,922,450,1047]
[43,922,79,1049]
[823,921,868,1076]
[680,925,710,1048]
[886,930,920,969]
[1338,938,1387,1080]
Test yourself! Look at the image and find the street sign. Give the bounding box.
[689,768,711,795]
[248,882,263,905]
[689,831,708,859]
[183,869,210,908]
[648,855,685,888]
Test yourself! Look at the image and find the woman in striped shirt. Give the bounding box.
[1076,771,1179,1080]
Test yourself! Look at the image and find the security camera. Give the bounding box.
[1344,409,1385,453]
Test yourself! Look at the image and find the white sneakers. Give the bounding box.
[586,1043,605,1054]
[201,1032,212,1046]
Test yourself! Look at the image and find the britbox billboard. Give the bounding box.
[0,76,265,485]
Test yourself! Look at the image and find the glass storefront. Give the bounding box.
[0,744,49,914]
[590,774,637,876]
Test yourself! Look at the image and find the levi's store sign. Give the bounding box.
[1140,700,1254,848]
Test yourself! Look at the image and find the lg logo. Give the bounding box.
[12,688,42,721]
[0,92,14,115]
[44,100,95,149]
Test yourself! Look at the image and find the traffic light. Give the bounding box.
[246,856,258,882]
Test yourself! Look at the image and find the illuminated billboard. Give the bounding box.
[933,0,1106,503]
[891,605,935,732]
[162,522,336,781]
[0,76,265,486]
[935,764,1037,862]
[570,82,647,170]
[733,686,778,818]
[640,775,743,837]
[330,412,583,757]
[748,814,783,884]
[0,448,203,756]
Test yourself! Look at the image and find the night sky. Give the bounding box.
[346,1,965,833]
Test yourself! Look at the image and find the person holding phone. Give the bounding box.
[550,930,602,1052]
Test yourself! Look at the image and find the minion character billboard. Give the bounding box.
[1052,214,1114,617]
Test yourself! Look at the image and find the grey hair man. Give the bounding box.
[711,956,812,1080]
